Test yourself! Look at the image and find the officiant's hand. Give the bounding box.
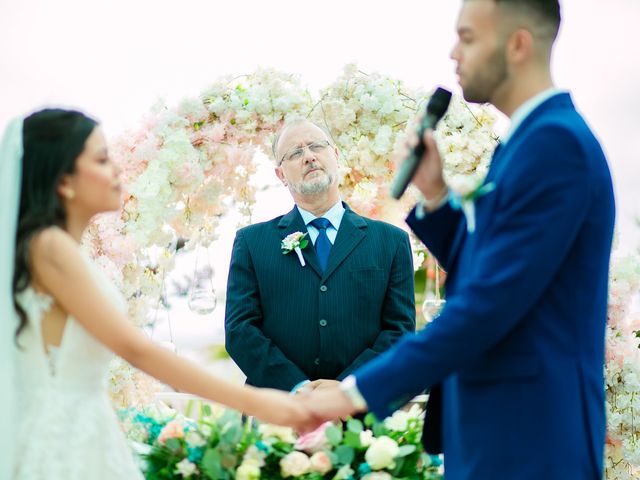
[399,116,447,202]
[250,388,315,430]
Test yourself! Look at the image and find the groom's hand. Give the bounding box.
[398,114,446,202]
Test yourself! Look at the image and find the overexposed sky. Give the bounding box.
[1,0,638,250]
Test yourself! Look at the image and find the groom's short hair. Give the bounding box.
[481,0,562,42]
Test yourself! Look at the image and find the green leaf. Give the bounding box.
[346,418,363,434]
[299,239,309,249]
[334,445,355,465]
[201,448,222,479]
[325,424,343,446]
[363,412,378,428]
[372,422,388,437]
[164,438,182,452]
[343,430,362,449]
[221,422,243,444]
[397,444,417,457]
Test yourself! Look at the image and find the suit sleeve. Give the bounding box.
[337,230,416,379]
[355,126,597,418]
[224,230,308,390]
[407,203,464,270]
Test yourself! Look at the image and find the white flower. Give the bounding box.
[334,464,355,480]
[365,436,400,470]
[384,404,424,431]
[309,451,332,474]
[236,463,261,480]
[242,445,266,468]
[360,429,374,447]
[362,473,393,480]
[258,424,297,443]
[174,459,198,478]
[280,451,311,477]
[185,430,206,448]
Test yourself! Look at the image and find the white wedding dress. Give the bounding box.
[13,254,144,480]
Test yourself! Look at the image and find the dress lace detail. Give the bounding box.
[13,255,144,480]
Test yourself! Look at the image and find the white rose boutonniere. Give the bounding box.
[448,177,496,234]
[281,232,309,267]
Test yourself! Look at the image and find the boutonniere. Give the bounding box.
[448,178,496,233]
[281,232,309,267]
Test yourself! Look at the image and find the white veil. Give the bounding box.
[0,118,23,479]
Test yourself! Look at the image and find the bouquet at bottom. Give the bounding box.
[119,403,444,480]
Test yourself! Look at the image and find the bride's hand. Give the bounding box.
[249,388,316,431]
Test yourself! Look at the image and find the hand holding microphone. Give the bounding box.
[390,87,452,200]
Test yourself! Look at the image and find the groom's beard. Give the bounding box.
[289,164,335,195]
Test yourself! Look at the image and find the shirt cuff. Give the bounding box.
[415,188,450,220]
[340,375,368,410]
[290,379,310,394]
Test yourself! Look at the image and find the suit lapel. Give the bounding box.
[278,207,323,278]
[446,142,504,270]
[321,206,367,281]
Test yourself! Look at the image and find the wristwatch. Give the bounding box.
[339,375,368,411]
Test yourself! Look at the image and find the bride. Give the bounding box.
[2,109,312,479]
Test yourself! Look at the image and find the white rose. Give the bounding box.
[258,424,296,443]
[384,410,409,431]
[360,429,374,447]
[174,459,198,478]
[309,451,332,474]
[236,463,261,480]
[362,472,393,480]
[185,430,206,448]
[365,436,400,470]
[280,451,311,477]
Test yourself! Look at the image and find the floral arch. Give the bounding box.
[85,65,639,479]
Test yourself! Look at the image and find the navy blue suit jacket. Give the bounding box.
[225,204,415,390]
[355,93,615,479]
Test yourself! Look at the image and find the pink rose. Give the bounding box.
[310,451,332,474]
[158,419,185,443]
[211,124,226,143]
[294,421,332,453]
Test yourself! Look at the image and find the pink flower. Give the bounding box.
[309,451,332,474]
[294,421,332,453]
[211,124,226,142]
[158,419,185,443]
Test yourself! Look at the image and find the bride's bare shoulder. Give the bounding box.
[29,227,81,269]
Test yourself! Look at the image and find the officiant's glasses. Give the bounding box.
[280,140,331,165]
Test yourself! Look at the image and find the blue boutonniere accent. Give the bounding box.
[449,181,496,233]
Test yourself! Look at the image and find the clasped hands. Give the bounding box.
[288,379,366,433]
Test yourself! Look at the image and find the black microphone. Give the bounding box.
[390,87,452,199]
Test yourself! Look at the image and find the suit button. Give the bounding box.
[319,319,328,327]
[314,358,320,365]
[320,285,328,292]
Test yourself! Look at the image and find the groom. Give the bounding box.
[302,1,615,479]
[224,119,415,392]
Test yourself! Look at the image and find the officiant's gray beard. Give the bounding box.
[289,171,336,195]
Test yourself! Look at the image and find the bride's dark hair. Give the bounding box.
[14,109,97,340]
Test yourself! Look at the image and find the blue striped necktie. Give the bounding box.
[310,217,332,272]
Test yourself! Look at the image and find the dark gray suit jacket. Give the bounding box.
[224,203,416,390]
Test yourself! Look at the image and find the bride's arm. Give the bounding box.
[28,227,312,429]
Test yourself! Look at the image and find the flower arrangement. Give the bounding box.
[120,403,443,480]
[604,254,640,479]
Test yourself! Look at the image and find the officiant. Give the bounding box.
[224,119,415,392]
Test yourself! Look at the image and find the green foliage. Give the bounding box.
[120,405,443,479]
